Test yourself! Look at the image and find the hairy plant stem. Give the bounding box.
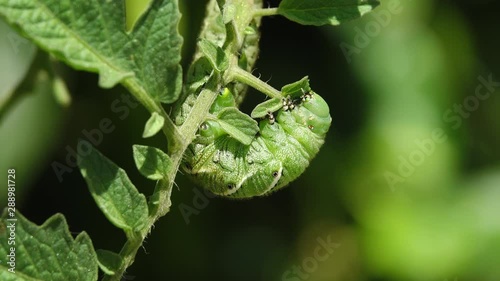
[227,66,282,99]
[253,7,278,17]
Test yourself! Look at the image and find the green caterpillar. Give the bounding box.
[183,81,331,198]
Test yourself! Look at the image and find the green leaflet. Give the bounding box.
[0,0,183,103]
[0,211,98,281]
[133,145,172,180]
[96,249,123,276]
[142,112,165,138]
[216,107,259,145]
[278,0,380,26]
[251,98,283,118]
[198,38,229,72]
[78,141,149,236]
[281,76,311,97]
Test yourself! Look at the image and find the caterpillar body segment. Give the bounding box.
[183,89,331,198]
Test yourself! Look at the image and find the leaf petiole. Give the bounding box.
[253,7,279,18]
[227,66,282,99]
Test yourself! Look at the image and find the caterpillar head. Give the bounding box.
[210,87,236,113]
[196,120,226,145]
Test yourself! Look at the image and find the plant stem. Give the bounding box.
[253,7,279,18]
[228,66,282,99]
[179,87,219,139]
[102,238,140,281]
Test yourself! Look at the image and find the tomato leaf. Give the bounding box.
[278,0,380,26]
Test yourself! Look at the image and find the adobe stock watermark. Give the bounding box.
[6,169,17,274]
[178,186,216,224]
[51,94,139,182]
[282,235,340,281]
[385,74,499,191]
[340,0,409,63]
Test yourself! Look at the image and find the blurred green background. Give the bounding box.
[1,0,499,280]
